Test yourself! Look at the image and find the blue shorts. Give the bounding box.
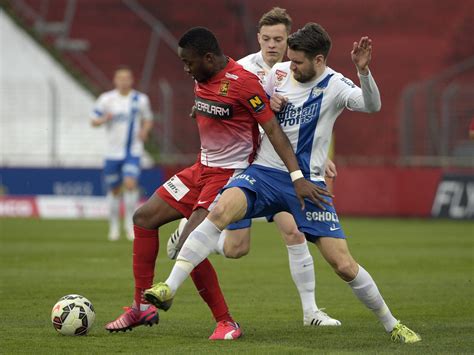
[226,215,274,230]
[103,155,141,189]
[224,164,345,242]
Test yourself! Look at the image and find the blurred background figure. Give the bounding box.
[90,67,154,241]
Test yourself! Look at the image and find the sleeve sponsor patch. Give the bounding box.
[247,95,266,113]
[340,77,356,88]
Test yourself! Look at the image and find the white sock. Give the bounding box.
[165,218,221,293]
[287,242,318,316]
[123,189,139,232]
[107,193,120,234]
[347,265,398,332]
[216,230,227,256]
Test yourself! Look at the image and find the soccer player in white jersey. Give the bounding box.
[168,7,340,327]
[91,67,153,241]
[146,23,422,343]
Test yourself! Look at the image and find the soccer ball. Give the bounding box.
[51,294,95,336]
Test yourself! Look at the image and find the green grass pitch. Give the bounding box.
[1,217,473,354]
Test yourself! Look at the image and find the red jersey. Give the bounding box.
[194,58,274,169]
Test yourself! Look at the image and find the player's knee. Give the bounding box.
[132,205,146,226]
[283,229,306,245]
[208,203,232,226]
[132,204,156,229]
[333,259,358,281]
[123,177,137,190]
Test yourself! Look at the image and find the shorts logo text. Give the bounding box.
[233,174,256,185]
[306,211,340,222]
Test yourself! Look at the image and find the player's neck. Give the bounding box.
[263,57,280,69]
[213,55,229,76]
[314,65,327,81]
[118,89,132,96]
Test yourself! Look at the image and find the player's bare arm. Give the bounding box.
[139,120,153,142]
[260,117,333,210]
[351,36,372,74]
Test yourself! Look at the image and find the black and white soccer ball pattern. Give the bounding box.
[51,295,95,335]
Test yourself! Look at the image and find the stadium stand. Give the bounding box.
[7,0,474,164]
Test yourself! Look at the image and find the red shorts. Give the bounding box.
[157,162,240,218]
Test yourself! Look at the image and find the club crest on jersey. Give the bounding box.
[256,70,266,80]
[247,95,265,112]
[219,80,230,96]
[276,69,288,81]
[310,86,324,98]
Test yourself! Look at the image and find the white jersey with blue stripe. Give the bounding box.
[254,63,380,181]
[90,89,153,159]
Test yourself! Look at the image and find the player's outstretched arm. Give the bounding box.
[347,36,381,113]
[260,117,333,210]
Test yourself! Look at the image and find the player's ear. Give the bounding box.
[204,53,214,64]
[314,54,325,66]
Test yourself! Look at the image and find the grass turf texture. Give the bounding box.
[0,217,472,354]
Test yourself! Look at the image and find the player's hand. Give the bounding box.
[293,178,333,211]
[270,93,288,112]
[139,129,149,142]
[325,159,337,179]
[189,105,196,119]
[351,36,372,75]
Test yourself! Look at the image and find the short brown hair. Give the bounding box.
[258,7,292,33]
[288,23,332,59]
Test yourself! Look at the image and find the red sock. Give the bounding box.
[190,258,233,323]
[133,225,159,307]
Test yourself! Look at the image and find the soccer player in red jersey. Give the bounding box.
[105,26,330,340]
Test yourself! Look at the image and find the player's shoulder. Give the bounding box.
[98,89,116,100]
[237,52,258,66]
[227,59,260,83]
[132,90,150,102]
[326,66,356,89]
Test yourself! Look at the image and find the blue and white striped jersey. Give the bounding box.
[90,89,153,160]
[254,63,380,181]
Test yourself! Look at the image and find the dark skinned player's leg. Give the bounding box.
[105,192,182,332]
[131,193,183,307]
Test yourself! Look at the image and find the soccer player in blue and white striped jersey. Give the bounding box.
[91,67,153,241]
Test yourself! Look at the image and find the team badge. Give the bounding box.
[256,70,266,80]
[219,80,230,96]
[247,95,265,112]
[310,86,324,98]
[276,69,288,81]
